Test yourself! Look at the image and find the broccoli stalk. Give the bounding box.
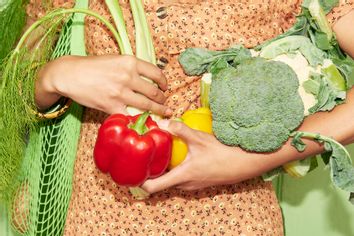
[200,73,212,108]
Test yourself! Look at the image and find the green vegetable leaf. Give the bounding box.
[327,141,354,194]
[322,61,347,91]
[303,76,320,95]
[309,156,319,172]
[259,35,326,66]
[303,68,346,114]
[307,79,338,113]
[229,45,252,65]
[254,16,309,50]
[262,167,284,181]
[207,58,229,75]
[302,0,338,14]
[257,0,354,91]
[332,57,354,88]
[179,46,251,76]
[303,1,354,88]
[321,151,331,165]
[313,31,332,50]
[291,132,307,152]
[291,131,354,204]
[179,48,218,75]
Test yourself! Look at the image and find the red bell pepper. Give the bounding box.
[94,112,172,188]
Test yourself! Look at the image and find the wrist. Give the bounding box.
[42,55,76,96]
[35,57,68,110]
[37,63,57,94]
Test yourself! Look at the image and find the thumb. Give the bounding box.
[157,119,197,143]
[141,164,189,194]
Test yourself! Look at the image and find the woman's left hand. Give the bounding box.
[141,120,266,193]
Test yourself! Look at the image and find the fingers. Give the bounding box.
[131,75,166,104]
[123,90,172,116]
[141,165,189,194]
[176,183,203,191]
[105,103,128,115]
[136,59,167,91]
[157,120,200,143]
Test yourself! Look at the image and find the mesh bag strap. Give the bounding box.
[8,0,88,235]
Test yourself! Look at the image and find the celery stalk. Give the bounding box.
[134,0,156,64]
[130,0,149,62]
[104,0,160,199]
[104,0,157,117]
[105,0,133,55]
[129,0,161,119]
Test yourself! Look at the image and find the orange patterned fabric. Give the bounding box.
[26,0,353,235]
[328,0,354,25]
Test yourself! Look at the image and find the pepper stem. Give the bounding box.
[131,112,150,135]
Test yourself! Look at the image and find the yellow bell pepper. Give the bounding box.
[169,107,213,169]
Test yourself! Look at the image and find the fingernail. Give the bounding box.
[157,119,170,130]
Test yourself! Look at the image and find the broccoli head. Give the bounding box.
[210,57,305,152]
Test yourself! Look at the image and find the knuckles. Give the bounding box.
[156,70,165,80]
[120,55,137,69]
[118,72,131,84]
[150,87,160,98]
[107,84,124,100]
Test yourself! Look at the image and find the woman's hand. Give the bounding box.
[142,87,354,194]
[141,120,268,193]
[35,55,171,116]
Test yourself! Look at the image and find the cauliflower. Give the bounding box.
[272,51,318,116]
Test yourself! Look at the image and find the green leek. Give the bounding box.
[105,0,158,117]
[104,0,159,199]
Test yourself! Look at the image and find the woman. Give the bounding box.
[27,0,354,235]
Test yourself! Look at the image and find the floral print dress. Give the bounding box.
[26,0,354,235]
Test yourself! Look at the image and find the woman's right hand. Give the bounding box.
[35,55,171,116]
